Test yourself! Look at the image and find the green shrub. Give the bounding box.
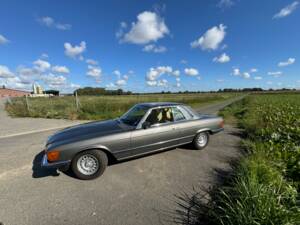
[209,93,300,225]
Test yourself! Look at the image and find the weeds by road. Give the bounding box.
[175,93,300,225]
[5,93,239,120]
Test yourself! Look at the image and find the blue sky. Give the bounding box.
[0,0,299,93]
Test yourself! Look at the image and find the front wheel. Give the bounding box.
[192,132,209,150]
[71,150,108,180]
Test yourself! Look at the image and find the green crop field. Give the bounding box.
[181,93,300,225]
[5,92,239,120]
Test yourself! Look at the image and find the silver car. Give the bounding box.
[42,102,224,180]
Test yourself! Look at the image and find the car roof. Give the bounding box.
[137,102,183,108]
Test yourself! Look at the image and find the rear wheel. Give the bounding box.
[192,132,209,150]
[71,150,108,180]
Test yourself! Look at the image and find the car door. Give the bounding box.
[123,107,180,158]
[172,106,198,144]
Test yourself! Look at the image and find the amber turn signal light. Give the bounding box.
[47,151,60,162]
[219,120,224,128]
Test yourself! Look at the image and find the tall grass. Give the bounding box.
[5,93,239,120]
[175,93,300,225]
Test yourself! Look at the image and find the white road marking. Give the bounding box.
[0,124,78,140]
[0,164,31,180]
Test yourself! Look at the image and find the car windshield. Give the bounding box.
[120,105,149,126]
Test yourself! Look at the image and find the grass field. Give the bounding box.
[5,92,240,120]
[178,93,300,225]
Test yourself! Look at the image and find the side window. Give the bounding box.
[172,107,186,121]
[145,107,174,125]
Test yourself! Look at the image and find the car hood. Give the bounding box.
[47,119,127,146]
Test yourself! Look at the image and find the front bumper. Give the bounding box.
[41,154,71,169]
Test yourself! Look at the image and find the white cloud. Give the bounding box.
[243,72,251,79]
[142,44,167,53]
[41,53,48,59]
[146,79,168,87]
[180,59,188,64]
[232,68,252,79]
[191,24,226,50]
[38,16,71,30]
[232,68,240,76]
[113,70,121,78]
[0,65,14,78]
[273,1,299,19]
[64,41,86,59]
[184,68,199,76]
[42,73,67,87]
[217,0,234,9]
[87,65,102,78]
[213,53,230,63]
[112,70,130,85]
[123,74,129,80]
[86,59,98,65]
[146,80,157,86]
[250,68,258,73]
[172,70,180,76]
[39,16,54,26]
[55,23,72,30]
[146,66,173,81]
[33,59,51,72]
[268,71,282,77]
[216,79,224,82]
[157,79,168,87]
[115,22,127,38]
[121,11,169,44]
[115,79,127,86]
[106,82,116,89]
[0,34,9,45]
[278,57,295,67]
[175,77,181,87]
[52,65,70,74]
[254,76,262,80]
[267,81,273,85]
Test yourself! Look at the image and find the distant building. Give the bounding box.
[32,83,44,94]
[0,86,30,98]
[30,83,53,97]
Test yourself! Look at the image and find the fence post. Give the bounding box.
[25,95,30,112]
[75,91,80,111]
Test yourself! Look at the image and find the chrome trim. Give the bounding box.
[41,154,71,168]
[118,141,192,160]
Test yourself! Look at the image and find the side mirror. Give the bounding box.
[142,121,151,129]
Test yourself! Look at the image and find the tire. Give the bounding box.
[71,150,108,180]
[192,132,209,150]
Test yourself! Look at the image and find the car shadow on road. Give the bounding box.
[32,150,60,178]
[162,157,241,225]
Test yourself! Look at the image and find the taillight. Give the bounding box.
[219,120,224,128]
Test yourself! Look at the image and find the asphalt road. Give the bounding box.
[0,97,243,225]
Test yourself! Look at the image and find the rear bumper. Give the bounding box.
[211,127,224,134]
[41,154,71,169]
